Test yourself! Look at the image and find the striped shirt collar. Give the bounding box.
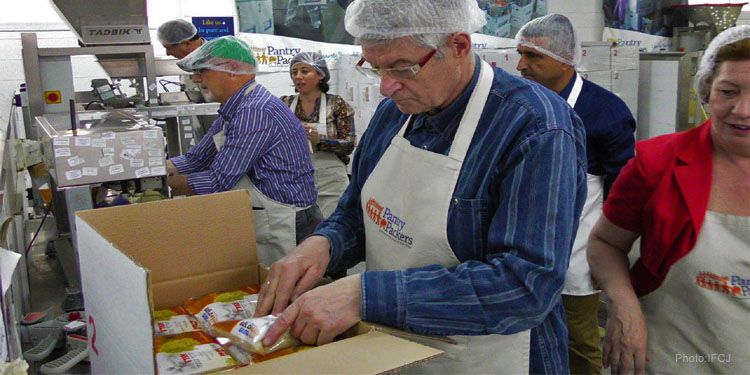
[218,79,258,120]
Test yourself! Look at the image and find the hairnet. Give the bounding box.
[695,25,750,102]
[177,36,257,75]
[157,19,198,45]
[290,52,330,83]
[515,14,581,67]
[344,0,486,40]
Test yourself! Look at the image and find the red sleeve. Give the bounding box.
[603,149,651,234]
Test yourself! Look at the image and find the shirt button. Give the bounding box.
[422,145,428,150]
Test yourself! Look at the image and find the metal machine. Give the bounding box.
[16,0,218,322]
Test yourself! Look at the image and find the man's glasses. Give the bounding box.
[355,49,438,80]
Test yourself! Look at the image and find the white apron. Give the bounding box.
[640,211,750,374]
[360,61,531,374]
[563,73,605,295]
[214,82,299,266]
[290,93,348,218]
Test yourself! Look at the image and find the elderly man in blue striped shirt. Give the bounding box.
[166,36,322,265]
[254,1,587,373]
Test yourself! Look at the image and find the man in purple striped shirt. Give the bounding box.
[166,36,322,264]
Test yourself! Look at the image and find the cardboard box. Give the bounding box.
[629,0,655,15]
[611,69,639,97]
[548,0,601,14]
[75,191,442,374]
[581,70,612,91]
[579,43,612,72]
[478,49,522,76]
[42,127,167,187]
[535,0,547,16]
[510,2,534,29]
[611,46,640,70]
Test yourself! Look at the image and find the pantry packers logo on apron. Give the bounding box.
[365,198,413,248]
[695,272,750,298]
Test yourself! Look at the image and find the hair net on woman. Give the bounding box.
[177,36,257,75]
[515,14,581,67]
[290,52,330,83]
[695,25,750,102]
[344,0,486,40]
[158,19,198,45]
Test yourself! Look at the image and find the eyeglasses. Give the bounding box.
[355,49,438,80]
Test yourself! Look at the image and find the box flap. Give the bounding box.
[76,217,155,374]
[76,190,259,306]
[231,329,443,374]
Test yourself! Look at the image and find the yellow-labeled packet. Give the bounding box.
[155,331,239,374]
[184,285,260,327]
[212,315,301,356]
[154,306,202,336]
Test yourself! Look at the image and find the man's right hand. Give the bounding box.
[255,235,332,317]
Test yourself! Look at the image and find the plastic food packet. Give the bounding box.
[155,331,239,375]
[153,306,203,336]
[184,285,261,327]
[212,315,301,356]
[223,341,314,365]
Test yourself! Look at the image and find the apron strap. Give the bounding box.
[449,60,494,161]
[289,93,327,127]
[567,73,583,108]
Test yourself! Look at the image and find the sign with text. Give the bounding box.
[192,17,234,41]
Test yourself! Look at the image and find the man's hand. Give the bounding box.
[167,174,194,196]
[262,274,362,347]
[255,236,332,317]
[166,160,179,176]
[603,298,649,375]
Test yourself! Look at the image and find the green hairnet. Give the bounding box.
[177,36,257,75]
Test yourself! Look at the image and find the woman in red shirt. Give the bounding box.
[588,26,750,375]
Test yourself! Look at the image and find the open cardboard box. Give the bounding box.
[75,190,442,374]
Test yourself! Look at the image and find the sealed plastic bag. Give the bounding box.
[184,285,260,327]
[153,306,203,337]
[212,315,301,356]
[155,331,239,374]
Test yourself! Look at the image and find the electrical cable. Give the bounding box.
[159,79,181,92]
[25,201,53,260]
[84,100,100,110]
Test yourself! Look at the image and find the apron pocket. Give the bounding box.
[252,205,272,244]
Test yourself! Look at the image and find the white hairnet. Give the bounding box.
[176,36,257,75]
[515,14,581,67]
[695,25,750,102]
[158,19,198,45]
[344,0,486,40]
[290,52,330,83]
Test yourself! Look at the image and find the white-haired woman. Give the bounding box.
[588,26,750,374]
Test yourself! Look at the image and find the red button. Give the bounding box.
[48,93,59,102]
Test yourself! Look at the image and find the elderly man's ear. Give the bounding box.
[446,32,473,59]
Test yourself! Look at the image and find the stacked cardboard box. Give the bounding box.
[579,42,613,91]
[610,46,640,117]
[510,0,535,33]
[477,48,522,77]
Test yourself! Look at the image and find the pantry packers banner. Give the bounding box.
[237,33,361,73]
[237,32,516,73]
